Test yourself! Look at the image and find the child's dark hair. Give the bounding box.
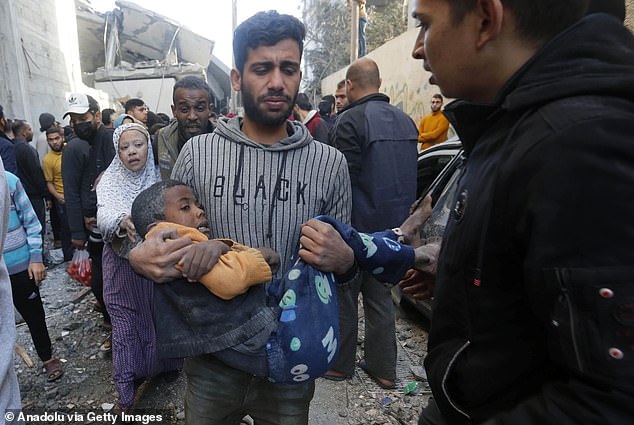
[131,180,189,238]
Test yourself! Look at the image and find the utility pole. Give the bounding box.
[350,0,359,64]
[230,0,238,114]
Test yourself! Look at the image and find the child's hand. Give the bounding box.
[178,240,230,282]
[257,247,280,274]
[28,262,46,285]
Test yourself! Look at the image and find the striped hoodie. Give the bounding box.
[3,171,43,275]
[172,116,352,272]
[158,117,353,357]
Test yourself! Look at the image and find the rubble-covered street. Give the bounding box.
[14,256,432,424]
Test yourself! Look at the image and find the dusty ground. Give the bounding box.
[13,253,431,425]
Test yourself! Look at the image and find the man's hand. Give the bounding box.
[28,262,46,285]
[178,240,230,282]
[129,227,193,283]
[257,247,280,274]
[299,219,355,275]
[414,242,440,274]
[71,239,86,250]
[400,195,433,247]
[399,269,435,300]
[84,216,97,230]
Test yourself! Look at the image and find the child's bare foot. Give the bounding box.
[399,195,433,246]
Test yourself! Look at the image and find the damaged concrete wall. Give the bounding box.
[0,0,102,126]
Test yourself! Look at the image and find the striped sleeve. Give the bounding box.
[171,137,196,187]
[13,179,43,264]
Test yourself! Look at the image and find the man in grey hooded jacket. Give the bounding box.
[130,11,356,425]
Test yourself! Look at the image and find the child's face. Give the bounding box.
[163,186,210,236]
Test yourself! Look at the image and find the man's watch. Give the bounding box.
[392,227,407,244]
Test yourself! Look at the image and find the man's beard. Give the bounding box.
[242,87,296,127]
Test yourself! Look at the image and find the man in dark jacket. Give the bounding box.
[326,57,417,388]
[406,0,634,424]
[12,119,49,237]
[62,93,115,329]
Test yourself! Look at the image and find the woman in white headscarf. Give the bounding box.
[97,123,181,413]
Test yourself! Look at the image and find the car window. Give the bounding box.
[420,155,464,244]
[417,154,455,198]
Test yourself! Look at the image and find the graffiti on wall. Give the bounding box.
[384,79,434,123]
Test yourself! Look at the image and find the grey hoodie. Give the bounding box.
[160,117,352,361]
[173,117,352,271]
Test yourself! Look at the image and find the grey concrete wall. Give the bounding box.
[0,0,89,126]
[323,1,634,123]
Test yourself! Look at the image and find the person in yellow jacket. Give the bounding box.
[417,94,450,151]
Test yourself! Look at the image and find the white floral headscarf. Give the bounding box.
[96,123,159,245]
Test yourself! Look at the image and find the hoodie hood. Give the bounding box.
[215,116,313,152]
[444,13,634,150]
[504,14,634,111]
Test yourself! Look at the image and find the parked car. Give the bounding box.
[397,138,464,319]
[416,137,462,198]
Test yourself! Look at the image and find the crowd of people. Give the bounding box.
[0,1,633,424]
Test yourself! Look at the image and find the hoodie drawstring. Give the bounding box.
[233,144,247,208]
[266,150,289,239]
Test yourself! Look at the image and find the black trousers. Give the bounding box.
[418,398,449,425]
[10,270,52,362]
[87,238,110,324]
[55,202,73,261]
[29,196,46,240]
[50,198,61,242]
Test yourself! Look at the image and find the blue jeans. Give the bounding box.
[358,16,367,57]
[184,354,315,425]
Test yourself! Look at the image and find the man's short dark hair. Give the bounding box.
[11,119,27,136]
[233,11,305,74]
[432,93,443,101]
[102,108,115,125]
[295,93,312,111]
[318,96,335,116]
[173,76,213,104]
[336,80,346,90]
[124,98,145,113]
[46,126,63,137]
[446,0,589,43]
[131,180,190,239]
[157,112,171,124]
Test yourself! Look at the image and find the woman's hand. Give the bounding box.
[120,216,137,242]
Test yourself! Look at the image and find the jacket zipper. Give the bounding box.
[555,269,584,372]
[441,340,472,420]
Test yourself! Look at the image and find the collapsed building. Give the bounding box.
[0,0,230,125]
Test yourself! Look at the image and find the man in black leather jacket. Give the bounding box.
[407,0,634,424]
